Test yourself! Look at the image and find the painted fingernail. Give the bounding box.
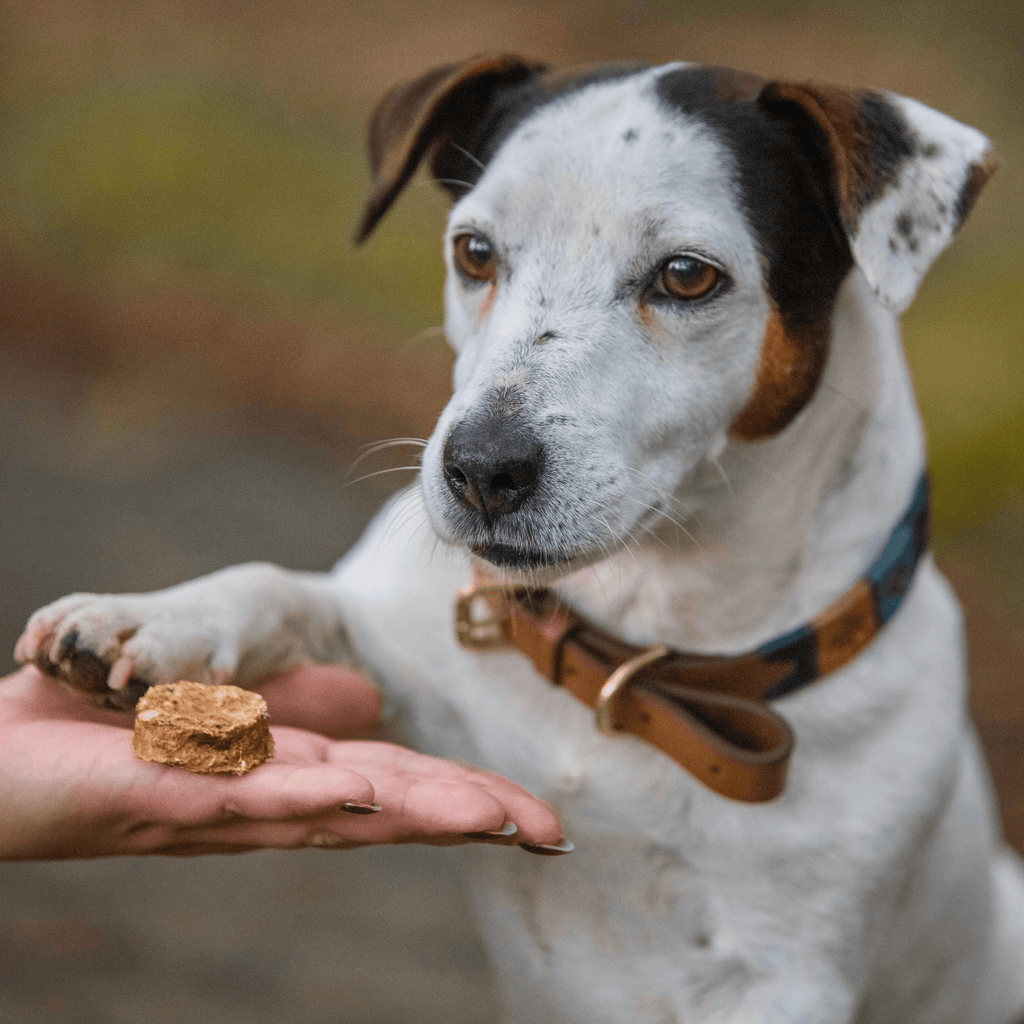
[341,802,382,815]
[519,838,574,856]
[464,821,518,840]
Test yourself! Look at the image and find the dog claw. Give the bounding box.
[27,634,150,710]
[108,656,136,692]
[13,629,34,664]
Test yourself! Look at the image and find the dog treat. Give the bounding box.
[131,681,274,775]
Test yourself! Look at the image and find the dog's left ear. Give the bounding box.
[761,83,997,313]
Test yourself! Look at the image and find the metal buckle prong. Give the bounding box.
[594,644,671,735]
[455,584,520,651]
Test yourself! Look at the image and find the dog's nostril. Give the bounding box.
[491,471,517,492]
[442,417,544,520]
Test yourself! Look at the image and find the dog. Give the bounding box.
[17,54,1024,1023]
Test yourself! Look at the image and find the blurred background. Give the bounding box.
[1,0,1021,1019]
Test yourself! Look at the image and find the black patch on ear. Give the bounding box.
[894,212,919,252]
[856,92,917,209]
[655,66,854,347]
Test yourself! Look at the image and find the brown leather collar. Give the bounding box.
[455,474,930,803]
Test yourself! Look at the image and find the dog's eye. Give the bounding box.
[658,257,720,302]
[452,233,497,283]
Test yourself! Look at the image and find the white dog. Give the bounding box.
[18,55,1024,1023]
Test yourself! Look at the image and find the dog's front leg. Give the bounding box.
[714,977,858,1024]
[15,563,352,709]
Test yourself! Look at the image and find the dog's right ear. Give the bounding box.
[354,53,548,244]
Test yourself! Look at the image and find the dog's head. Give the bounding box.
[357,55,994,580]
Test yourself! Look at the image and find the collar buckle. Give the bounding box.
[455,584,518,650]
[594,644,671,734]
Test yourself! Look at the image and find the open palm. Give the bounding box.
[0,664,565,859]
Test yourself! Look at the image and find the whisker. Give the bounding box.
[709,455,734,495]
[448,141,487,173]
[435,177,476,193]
[401,514,435,560]
[617,472,701,548]
[589,511,640,568]
[428,534,444,568]
[632,516,671,548]
[357,437,428,455]
[377,490,435,554]
[374,490,419,550]
[348,438,427,476]
[344,465,422,487]
[387,501,427,540]
[618,469,686,520]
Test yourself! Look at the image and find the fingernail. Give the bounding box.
[519,838,574,856]
[464,821,518,840]
[341,802,382,815]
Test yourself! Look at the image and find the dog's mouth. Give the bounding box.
[470,541,576,571]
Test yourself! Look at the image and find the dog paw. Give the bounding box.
[15,592,236,710]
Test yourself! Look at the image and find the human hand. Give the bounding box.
[0,664,569,859]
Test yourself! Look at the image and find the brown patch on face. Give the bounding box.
[477,283,497,322]
[728,309,829,440]
[636,301,666,339]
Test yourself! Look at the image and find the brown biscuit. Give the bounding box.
[131,681,274,775]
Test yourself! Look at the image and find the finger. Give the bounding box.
[218,763,379,821]
[177,780,508,850]
[323,742,567,847]
[252,665,382,737]
[132,756,378,828]
[392,778,512,839]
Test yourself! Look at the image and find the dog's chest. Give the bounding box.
[330,492,1009,1021]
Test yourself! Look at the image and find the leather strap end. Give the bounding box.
[622,686,793,803]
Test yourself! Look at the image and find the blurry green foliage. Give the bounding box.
[0,74,449,335]
[904,269,1024,534]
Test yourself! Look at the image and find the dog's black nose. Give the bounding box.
[443,417,543,522]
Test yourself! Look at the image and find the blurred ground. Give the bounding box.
[1,0,1023,1020]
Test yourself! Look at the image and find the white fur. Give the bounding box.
[19,68,1024,1023]
[853,95,994,314]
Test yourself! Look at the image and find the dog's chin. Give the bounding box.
[471,541,570,570]
[469,541,604,585]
